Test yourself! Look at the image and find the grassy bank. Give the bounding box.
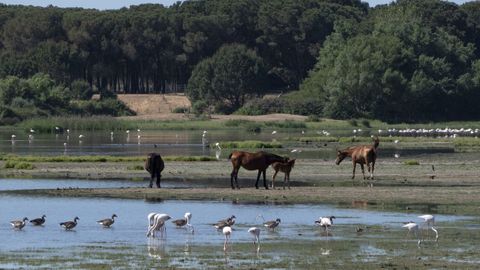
[0,155,218,163]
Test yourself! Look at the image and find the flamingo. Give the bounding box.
[222,226,232,252]
[418,214,438,241]
[172,212,194,233]
[147,213,171,238]
[248,227,261,252]
[402,221,421,246]
[315,216,335,233]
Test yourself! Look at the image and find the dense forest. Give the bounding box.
[0,0,479,122]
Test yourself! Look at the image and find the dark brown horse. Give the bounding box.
[145,153,165,188]
[271,158,296,190]
[335,137,379,180]
[228,151,288,189]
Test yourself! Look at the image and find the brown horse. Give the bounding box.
[145,153,165,188]
[271,159,296,189]
[228,151,288,189]
[335,137,379,180]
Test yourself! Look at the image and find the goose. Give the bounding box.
[263,218,281,231]
[172,212,193,232]
[30,215,46,226]
[315,216,335,232]
[222,226,232,252]
[248,227,261,252]
[10,217,28,230]
[97,214,117,228]
[214,215,235,229]
[60,217,79,230]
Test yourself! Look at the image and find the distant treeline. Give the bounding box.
[0,0,367,94]
[1,0,480,122]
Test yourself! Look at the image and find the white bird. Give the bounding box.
[110,131,114,136]
[126,130,130,134]
[301,130,305,134]
[137,129,141,133]
[55,126,60,131]
[315,216,335,233]
[394,153,400,158]
[222,226,232,252]
[402,221,421,246]
[171,212,194,233]
[291,149,298,153]
[11,134,16,139]
[147,213,171,238]
[215,142,221,150]
[66,129,70,134]
[394,140,399,144]
[248,227,261,252]
[203,130,207,134]
[272,130,277,135]
[418,214,438,241]
[63,142,67,148]
[30,128,35,133]
[79,135,84,139]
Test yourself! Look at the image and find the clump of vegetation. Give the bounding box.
[264,120,306,129]
[220,141,282,149]
[404,160,420,165]
[17,116,136,133]
[307,115,321,122]
[361,119,371,128]
[348,119,358,126]
[4,161,35,169]
[127,165,144,170]
[172,107,189,113]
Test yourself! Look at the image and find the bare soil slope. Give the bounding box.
[117,94,191,115]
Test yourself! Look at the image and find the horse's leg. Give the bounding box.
[230,167,237,189]
[352,162,356,179]
[371,160,375,180]
[156,170,161,188]
[234,168,240,189]
[272,170,278,189]
[255,170,261,189]
[262,169,268,190]
[283,172,287,190]
[149,172,154,188]
[287,172,291,190]
[360,164,366,180]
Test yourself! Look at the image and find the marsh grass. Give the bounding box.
[220,140,282,149]
[4,160,35,169]
[404,160,420,165]
[0,155,217,163]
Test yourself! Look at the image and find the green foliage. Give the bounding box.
[127,164,146,170]
[4,160,35,169]
[0,155,217,163]
[172,107,189,113]
[70,80,93,100]
[220,140,282,149]
[187,44,267,113]
[404,160,420,166]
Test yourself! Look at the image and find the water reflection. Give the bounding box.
[147,238,167,260]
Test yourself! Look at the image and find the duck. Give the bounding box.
[97,214,117,228]
[30,215,46,226]
[10,217,28,230]
[263,218,281,231]
[60,217,79,230]
[214,215,236,229]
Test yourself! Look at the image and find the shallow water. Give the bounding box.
[0,195,469,251]
[0,178,194,190]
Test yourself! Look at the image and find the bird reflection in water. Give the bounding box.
[147,238,167,260]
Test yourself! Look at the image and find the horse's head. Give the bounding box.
[335,150,348,165]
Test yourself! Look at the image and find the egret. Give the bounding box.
[315,216,335,233]
[248,227,261,252]
[126,130,130,134]
[215,142,222,150]
[60,217,79,230]
[63,142,67,148]
[29,215,46,226]
[97,214,117,228]
[137,129,141,133]
[291,149,298,153]
[11,134,16,139]
[222,226,232,252]
[394,140,399,144]
[272,130,277,135]
[55,126,60,132]
[30,128,35,133]
[402,221,421,246]
[10,217,28,230]
[79,134,84,139]
[263,218,281,231]
[66,129,70,134]
[418,214,438,241]
[394,153,400,158]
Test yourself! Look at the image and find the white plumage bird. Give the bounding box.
[248,227,261,252]
[418,214,438,241]
[315,216,335,233]
[222,226,232,252]
[402,221,421,246]
[146,213,171,238]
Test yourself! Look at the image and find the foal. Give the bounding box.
[335,137,379,180]
[271,159,296,189]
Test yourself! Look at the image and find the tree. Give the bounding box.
[186,44,266,113]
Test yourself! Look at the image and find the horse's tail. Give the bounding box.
[373,136,380,149]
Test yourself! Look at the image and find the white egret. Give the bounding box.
[272,130,277,135]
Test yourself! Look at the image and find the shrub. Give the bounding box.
[348,119,358,126]
[4,161,35,169]
[361,119,371,128]
[172,106,189,113]
[404,160,420,165]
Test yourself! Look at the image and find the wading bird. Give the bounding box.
[30,215,46,226]
[10,217,28,230]
[263,218,281,231]
[60,217,79,230]
[222,226,232,252]
[402,221,421,246]
[248,227,261,252]
[97,214,117,228]
[147,213,171,238]
[172,212,194,233]
[214,215,236,230]
[418,214,438,241]
[315,216,335,233]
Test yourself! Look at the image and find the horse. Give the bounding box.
[335,137,379,180]
[145,153,165,188]
[228,151,288,189]
[271,159,296,189]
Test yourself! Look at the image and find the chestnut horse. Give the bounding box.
[228,151,288,189]
[145,153,165,188]
[335,137,379,180]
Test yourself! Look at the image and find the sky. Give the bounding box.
[0,0,475,10]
